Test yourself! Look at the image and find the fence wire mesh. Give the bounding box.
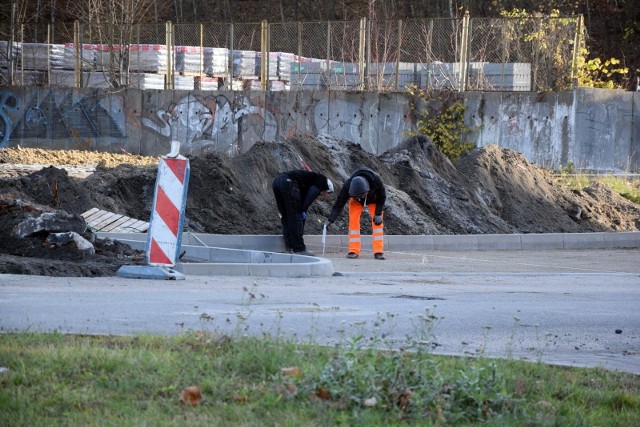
[0,16,581,92]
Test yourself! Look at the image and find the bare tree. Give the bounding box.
[65,0,156,89]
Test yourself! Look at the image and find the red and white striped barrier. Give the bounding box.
[146,154,190,267]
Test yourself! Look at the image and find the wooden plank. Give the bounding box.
[93,213,125,230]
[127,219,150,232]
[110,217,139,232]
[81,207,100,219]
[120,219,149,232]
[84,210,112,224]
[100,215,133,232]
[82,208,149,233]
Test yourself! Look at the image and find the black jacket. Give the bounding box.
[328,168,386,222]
[283,170,331,212]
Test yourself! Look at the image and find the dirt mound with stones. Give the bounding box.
[0,135,639,276]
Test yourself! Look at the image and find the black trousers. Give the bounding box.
[272,174,306,252]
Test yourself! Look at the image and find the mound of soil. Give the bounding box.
[1,135,639,276]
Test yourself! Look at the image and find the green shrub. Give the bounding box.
[406,86,476,160]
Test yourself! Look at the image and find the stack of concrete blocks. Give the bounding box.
[175,46,202,75]
[422,61,460,89]
[0,37,535,92]
[63,43,97,71]
[94,44,127,77]
[174,75,195,90]
[240,79,287,91]
[128,44,168,74]
[195,76,221,90]
[45,70,106,88]
[230,79,245,90]
[479,63,531,91]
[368,62,420,90]
[232,50,258,78]
[243,79,262,90]
[232,49,259,90]
[19,43,51,70]
[83,72,114,88]
[256,51,279,80]
[12,43,49,86]
[0,41,19,68]
[3,69,46,86]
[275,52,295,81]
[288,58,325,90]
[324,61,359,89]
[422,62,532,91]
[128,72,165,90]
[49,69,75,87]
[203,47,229,76]
[269,80,288,91]
[49,44,66,70]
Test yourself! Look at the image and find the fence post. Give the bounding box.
[326,21,331,85]
[261,20,268,91]
[427,19,434,89]
[570,14,583,89]
[8,1,15,86]
[394,19,403,90]
[165,21,174,90]
[19,23,23,84]
[47,23,51,85]
[74,20,81,88]
[228,23,234,89]
[199,23,204,81]
[358,17,366,90]
[458,11,470,92]
[297,21,302,84]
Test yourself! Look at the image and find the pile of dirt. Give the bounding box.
[0,135,639,276]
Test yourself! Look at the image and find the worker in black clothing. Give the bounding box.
[272,170,334,256]
[325,167,386,259]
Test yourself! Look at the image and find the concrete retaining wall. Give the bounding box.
[0,86,637,172]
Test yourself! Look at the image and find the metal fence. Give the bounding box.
[0,14,582,92]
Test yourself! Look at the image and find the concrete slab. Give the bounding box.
[116,265,185,280]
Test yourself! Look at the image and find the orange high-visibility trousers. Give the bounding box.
[348,198,384,255]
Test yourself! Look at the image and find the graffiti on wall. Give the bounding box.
[0,89,126,149]
[0,92,19,147]
[140,93,278,155]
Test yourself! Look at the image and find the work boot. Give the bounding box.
[374,252,385,260]
[346,252,359,259]
[294,249,315,256]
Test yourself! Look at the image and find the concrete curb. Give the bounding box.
[99,231,640,252]
[107,236,334,277]
[98,231,639,277]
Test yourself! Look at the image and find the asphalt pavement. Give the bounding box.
[1,247,639,375]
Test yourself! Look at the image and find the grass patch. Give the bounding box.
[554,172,640,204]
[1,332,639,426]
